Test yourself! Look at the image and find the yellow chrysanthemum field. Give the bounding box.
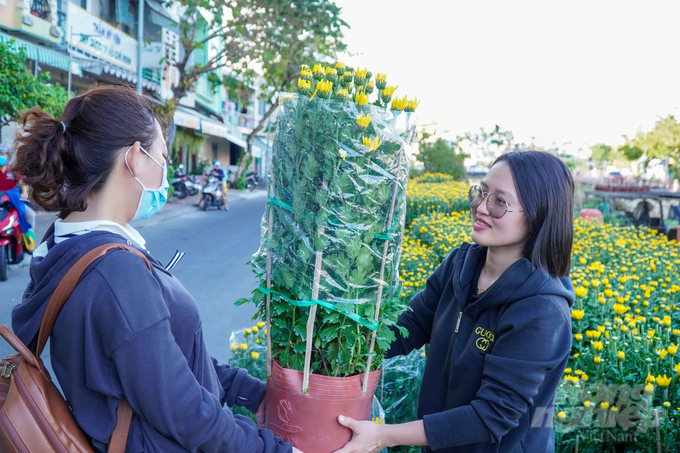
[398,174,680,451]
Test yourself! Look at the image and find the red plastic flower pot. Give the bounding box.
[265,360,381,453]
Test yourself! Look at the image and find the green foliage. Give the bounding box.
[415,137,467,179]
[590,143,612,163]
[0,40,67,127]
[163,0,347,124]
[617,143,644,162]
[170,128,206,161]
[243,94,415,377]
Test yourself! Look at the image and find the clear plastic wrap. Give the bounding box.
[379,349,427,425]
[254,94,415,327]
[247,93,417,377]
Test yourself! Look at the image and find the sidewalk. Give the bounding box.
[130,187,268,229]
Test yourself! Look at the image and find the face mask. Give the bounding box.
[124,145,169,220]
[0,156,7,166]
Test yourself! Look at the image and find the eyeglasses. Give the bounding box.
[468,185,524,219]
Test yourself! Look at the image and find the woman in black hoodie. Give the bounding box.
[336,151,576,453]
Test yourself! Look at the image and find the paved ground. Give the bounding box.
[0,189,268,370]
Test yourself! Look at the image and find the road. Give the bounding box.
[0,192,268,368]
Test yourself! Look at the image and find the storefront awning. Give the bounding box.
[175,106,246,148]
[146,0,177,28]
[0,31,78,73]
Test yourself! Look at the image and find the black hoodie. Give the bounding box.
[387,243,575,453]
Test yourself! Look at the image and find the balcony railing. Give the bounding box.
[31,0,51,20]
[227,113,255,129]
[142,68,161,85]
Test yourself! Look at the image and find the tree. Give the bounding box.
[590,143,612,164]
[617,143,644,162]
[0,40,67,127]
[459,124,514,167]
[228,1,348,183]
[158,0,347,184]
[415,132,468,180]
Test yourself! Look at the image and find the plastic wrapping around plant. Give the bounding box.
[248,93,417,379]
[378,349,427,425]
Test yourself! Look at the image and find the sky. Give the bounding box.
[336,0,680,151]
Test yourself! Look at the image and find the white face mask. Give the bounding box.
[124,145,169,220]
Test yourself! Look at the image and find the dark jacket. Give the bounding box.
[12,224,291,453]
[387,243,574,453]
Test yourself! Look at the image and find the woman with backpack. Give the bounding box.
[335,151,576,453]
[10,85,301,453]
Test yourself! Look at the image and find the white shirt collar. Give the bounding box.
[52,218,146,250]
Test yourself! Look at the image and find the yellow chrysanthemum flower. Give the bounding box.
[613,303,628,315]
[230,344,238,351]
[571,309,585,321]
[668,344,679,356]
[355,92,369,105]
[575,287,588,297]
[657,374,672,388]
[381,85,398,103]
[312,64,326,78]
[251,352,260,359]
[617,351,625,360]
[645,383,655,393]
[356,113,372,129]
[391,95,408,111]
[240,343,248,350]
[405,97,421,112]
[362,136,382,151]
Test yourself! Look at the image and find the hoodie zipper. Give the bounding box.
[454,311,463,333]
[13,369,69,453]
[0,410,31,453]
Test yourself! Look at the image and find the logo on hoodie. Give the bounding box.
[474,326,495,351]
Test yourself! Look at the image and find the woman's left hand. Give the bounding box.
[332,415,385,453]
[255,398,266,428]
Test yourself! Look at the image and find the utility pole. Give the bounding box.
[67,27,72,99]
[136,0,144,95]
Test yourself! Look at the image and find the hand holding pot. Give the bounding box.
[255,397,266,428]
[332,415,385,453]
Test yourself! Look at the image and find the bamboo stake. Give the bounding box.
[302,179,328,394]
[363,177,401,394]
[265,174,275,378]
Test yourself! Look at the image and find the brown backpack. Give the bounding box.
[0,243,152,453]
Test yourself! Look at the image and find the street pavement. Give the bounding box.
[0,189,269,371]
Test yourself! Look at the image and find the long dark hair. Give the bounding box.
[13,85,160,218]
[493,151,574,278]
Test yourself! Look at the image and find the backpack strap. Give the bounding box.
[34,243,152,453]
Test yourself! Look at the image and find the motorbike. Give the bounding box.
[0,192,25,282]
[202,176,226,210]
[245,172,260,191]
[172,165,201,199]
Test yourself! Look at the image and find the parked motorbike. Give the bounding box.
[172,165,201,199]
[245,172,260,191]
[202,176,226,210]
[0,192,25,282]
